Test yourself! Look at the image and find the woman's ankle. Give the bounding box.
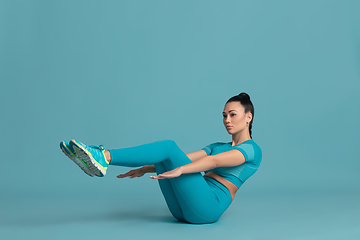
[105,150,111,164]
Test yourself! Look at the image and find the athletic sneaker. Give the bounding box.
[69,139,110,177]
[60,140,94,177]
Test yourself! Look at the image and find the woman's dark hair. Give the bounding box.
[226,92,254,138]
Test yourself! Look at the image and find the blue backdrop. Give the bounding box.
[1,1,359,239]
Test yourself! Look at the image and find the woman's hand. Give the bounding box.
[117,167,147,179]
[150,167,183,179]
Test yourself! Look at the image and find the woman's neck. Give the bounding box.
[231,131,251,146]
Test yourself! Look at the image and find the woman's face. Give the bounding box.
[222,101,252,135]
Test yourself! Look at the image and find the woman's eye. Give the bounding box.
[231,114,236,116]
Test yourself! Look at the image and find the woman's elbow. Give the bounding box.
[210,156,219,169]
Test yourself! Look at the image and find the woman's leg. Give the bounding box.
[109,139,231,224]
[153,162,186,222]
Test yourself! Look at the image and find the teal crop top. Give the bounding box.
[201,139,262,188]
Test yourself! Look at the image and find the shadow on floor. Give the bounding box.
[1,205,188,227]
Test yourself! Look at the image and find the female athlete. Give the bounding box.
[60,92,262,224]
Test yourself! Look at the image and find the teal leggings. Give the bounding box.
[108,139,232,224]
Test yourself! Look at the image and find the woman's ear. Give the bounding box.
[246,112,253,123]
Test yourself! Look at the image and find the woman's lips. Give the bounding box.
[226,126,232,129]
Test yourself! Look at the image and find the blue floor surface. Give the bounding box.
[1,184,359,240]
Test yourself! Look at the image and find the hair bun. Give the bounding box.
[238,92,250,100]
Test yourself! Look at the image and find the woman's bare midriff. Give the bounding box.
[203,172,238,201]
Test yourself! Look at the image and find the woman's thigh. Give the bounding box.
[158,141,232,223]
[168,172,231,224]
[154,162,186,222]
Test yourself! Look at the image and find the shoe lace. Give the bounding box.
[89,145,105,151]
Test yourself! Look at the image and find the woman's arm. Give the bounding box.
[143,150,208,173]
[150,156,216,179]
[182,149,246,174]
[143,165,156,173]
[180,156,217,174]
[150,155,217,179]
[186,150,208,162]
[151,149,245,179]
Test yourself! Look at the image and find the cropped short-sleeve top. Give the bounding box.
[201,139,262,188]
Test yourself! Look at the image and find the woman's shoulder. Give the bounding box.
[233,139,262,164]
[247,139,262,152]
[237,139,261,150]
[212,141,228,146]
[201,142,228,155]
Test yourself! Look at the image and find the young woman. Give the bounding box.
[60,92,262,224]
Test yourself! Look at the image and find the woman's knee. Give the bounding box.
[161,139,176,145]
[159,139,178,150]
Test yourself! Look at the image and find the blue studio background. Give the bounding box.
[1,0,359,239]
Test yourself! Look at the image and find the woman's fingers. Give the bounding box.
[150,173,171,179]
[117,169,145,178]
[150,175,162,179]
[150,167,182,179]
[118,168,180,179]
[117,171,134,178]
[151,174,163,179]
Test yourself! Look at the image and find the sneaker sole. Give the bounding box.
[60,141,94,177]
[70,139,106,177]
